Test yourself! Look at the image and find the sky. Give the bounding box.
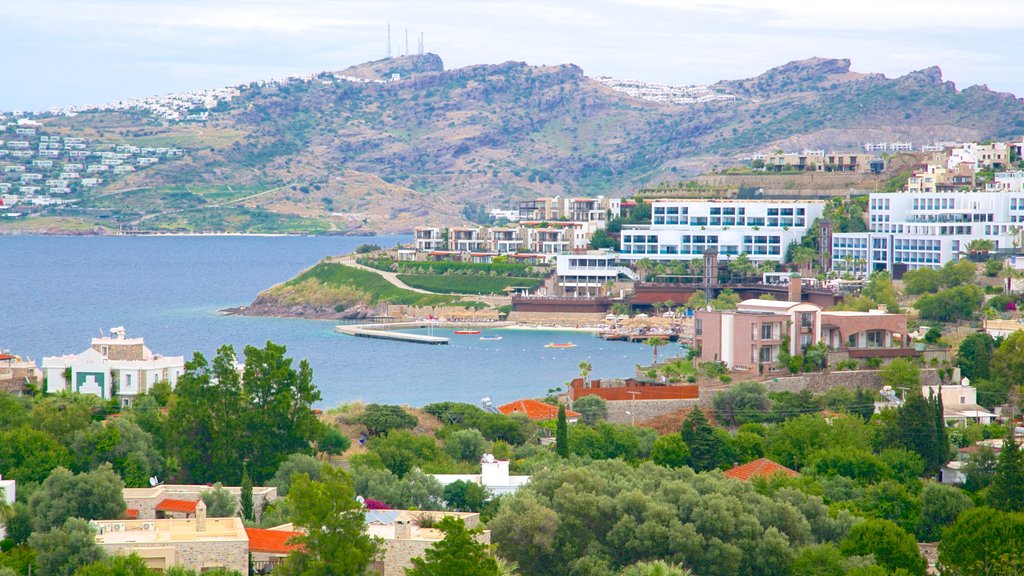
[3,0,1024,111]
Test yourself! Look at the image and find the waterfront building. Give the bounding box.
[42,327,184,406]
[831,190,1024,276]
[554,251,636,295]
[0,351,41,394]
[619,199,825,264]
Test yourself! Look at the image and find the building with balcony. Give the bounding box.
[487,227,522,254]
[449,227,485,253]
[831,190,1024,275]
[620,199,825,264]
[695,299,908,372]
[554,252,635,295]
[413,227,444,252]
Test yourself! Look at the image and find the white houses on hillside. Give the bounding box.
[42,327,184,406]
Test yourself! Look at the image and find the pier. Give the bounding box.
[335,320,515,345]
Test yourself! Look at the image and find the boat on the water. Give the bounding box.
[545,342,576,349]
[454,330,481,335]
[479,336,503,341]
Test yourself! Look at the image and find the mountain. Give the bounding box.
[10,55,1024,234]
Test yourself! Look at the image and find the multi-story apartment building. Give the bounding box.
[554,252,636,295]
[986,170,1024,194]
[517,196,621,225]
[832,190,1024,275]
[619,199,825,263]
[413,227,444,252]
[948,142,1008,171]
[765,150,882,173]
[487,227,522,254]
[449,227,486,252]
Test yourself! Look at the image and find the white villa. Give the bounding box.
[432,454,530,497]
[42,327,184,406]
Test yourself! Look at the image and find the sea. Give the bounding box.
[0,235,658,407]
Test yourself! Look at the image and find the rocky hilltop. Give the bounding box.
[12,55,1024,234]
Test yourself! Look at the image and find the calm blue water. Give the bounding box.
[0,236,654,407]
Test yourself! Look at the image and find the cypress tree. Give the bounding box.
[556,405,569,458]
[240,465,254,521]
[681,407,720,471]
[988,425,1024,511]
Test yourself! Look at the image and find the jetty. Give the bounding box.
[335,321,514,345]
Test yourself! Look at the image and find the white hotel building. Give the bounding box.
[831,189,1024,276]
[619,199,825,263]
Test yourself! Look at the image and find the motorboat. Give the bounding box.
[479,336,503,341]
[544,342,576,349]
[454,330,481,335]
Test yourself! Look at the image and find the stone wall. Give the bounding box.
[387,304,502,321]
[381,531,491,576]
[103,539,248,573]
[605,398,700,425]
[508,311,609,324]
[759,368,942,394]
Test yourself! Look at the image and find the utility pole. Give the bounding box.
[386,24,391,59]
[405,28,409,57]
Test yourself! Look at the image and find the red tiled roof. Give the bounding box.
[125,509,139,519]
[497,399,580,421]
[724,458,799,482]
[245,528,303,555]
[155,498,198,513]
[0,354,15,361]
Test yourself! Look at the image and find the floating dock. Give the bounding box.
[334,321,515,345]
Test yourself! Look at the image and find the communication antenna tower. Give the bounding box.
[419,33,424,55]
[386,24,391,59]
[405,28,409,57]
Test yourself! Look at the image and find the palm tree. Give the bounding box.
[644,336,669,367]
[635,258,655,282]
[495,557,520,576]
[619,560,693,576]
[578,361,593,387]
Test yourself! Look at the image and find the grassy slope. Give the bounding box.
[281,263,460,307]
[397,274,542,295]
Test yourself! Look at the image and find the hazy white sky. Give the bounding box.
[3,0,1023,110]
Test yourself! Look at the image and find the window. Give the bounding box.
[866,330,884,348]
[759,346,773,363]
[800,335,812,350]
[761,323,773,339]
[695,319,703,336]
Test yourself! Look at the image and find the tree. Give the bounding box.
[406,516,499,576]
[839,518,926,576]
[443,429,489,462]
[988,425,1024,511]
[901,267,942,295]
[635,258,655,282]
[276,465,378,576]
[70,418,163,487]
[319,427,351,456]
[169,342,323,485]
[938,507,1024,576]
[644,337,668,366]
[351,466,444,510]
[201,483,237,517]
[993,331,1024,388]
[29,464,126,533]
[76,554,164,576]
[650,434,690,469]
[28,517,104,576]
[713,382,770,427]
[358,404,418,437]
[31,393,102,446]
[578,361,593,387]
[0,425,71,483]
[240,466,254,522]
[957,332,996,381]
[710,288,740,310]
[590,228,616,250]
[680,408,720,471]
[556,405,569,458]
[686,290,707,310]
[573,395,607,425]
[880,358,920,390]
[443,480,489,512]
[877,391,947,475]
[618,560,692,576]
[916,483,972,542]
[0,392,31,429]
[270,453,323,496]
[862,271,900,312]
[913,285,984,322]
[962,445,998,492]
[941,259,976,287]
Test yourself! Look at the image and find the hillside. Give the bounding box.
[5,55,1024,234]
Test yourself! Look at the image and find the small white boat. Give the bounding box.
[479,336,503,341]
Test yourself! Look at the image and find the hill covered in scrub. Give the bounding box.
[11,55,1024,234]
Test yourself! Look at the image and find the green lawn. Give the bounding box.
[398,274,542,295]
[291,264,460,307]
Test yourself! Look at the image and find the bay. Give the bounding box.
[0,235,656,407]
